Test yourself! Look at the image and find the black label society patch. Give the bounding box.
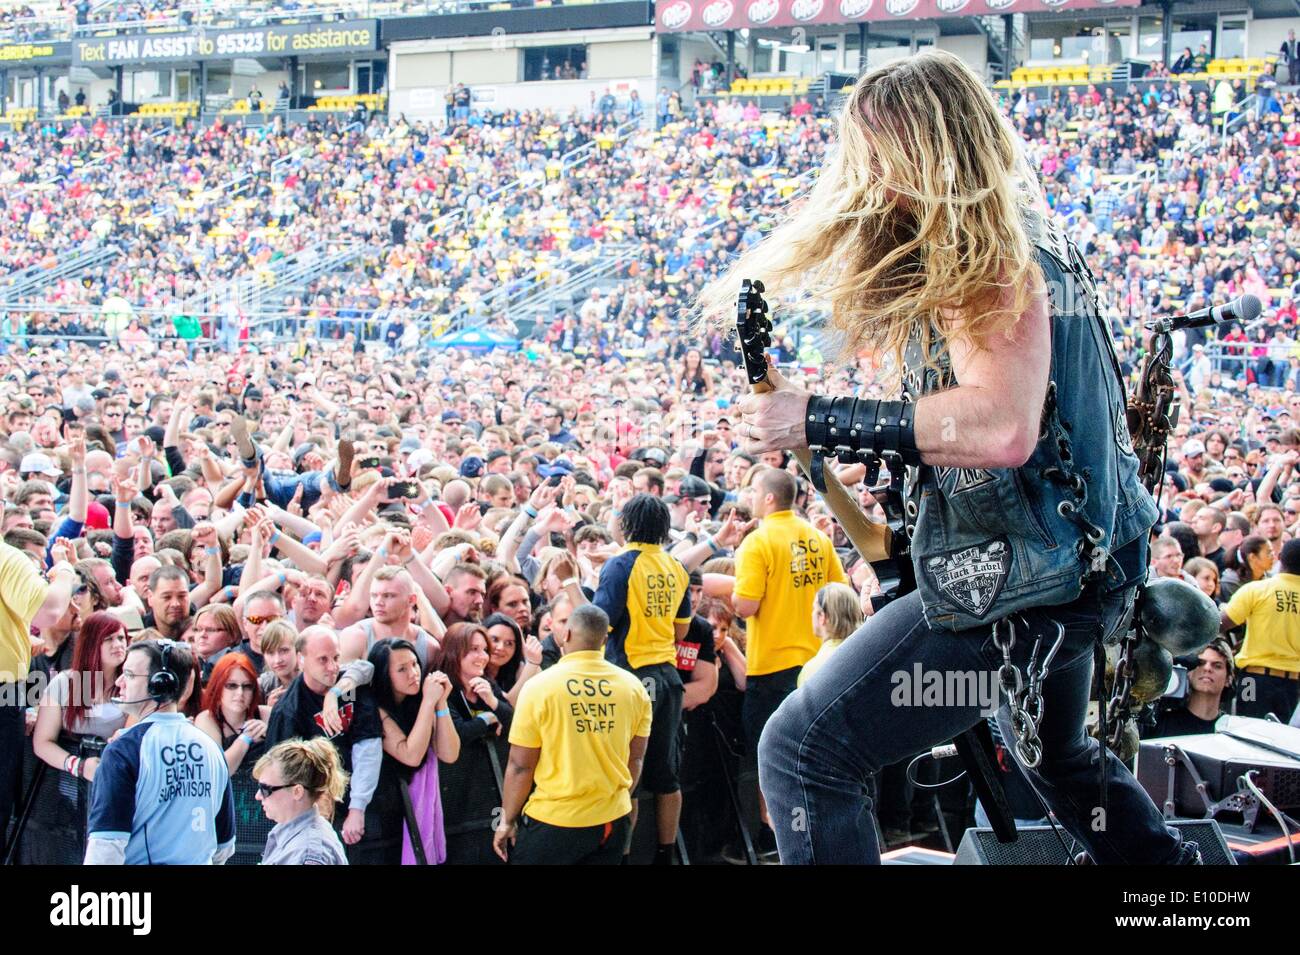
[934,466,997,493]
[923,538,1012,618]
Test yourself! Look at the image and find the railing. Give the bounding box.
[1223,93,1259,135]
[179,239,376,319]
[440,242,638,335]
[0,244,123,307]
[431,119,639,234]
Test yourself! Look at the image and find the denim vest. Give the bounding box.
[901,213,1159,633]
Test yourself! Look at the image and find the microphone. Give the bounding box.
[111,694,157,706]
[1149,294,1261,333]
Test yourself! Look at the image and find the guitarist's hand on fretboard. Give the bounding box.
[732,362,813,456]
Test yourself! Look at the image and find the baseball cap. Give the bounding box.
[459,456,484,479]
[292,442,318,468]
[408,449,435,472]
[637,447,668,468]
[243,387,264,401]
[485,448,510,463]
[441,410,462,423]
[1181,439,1205,457]
[399,437,423,454]
[84,501,111,530]
[678,475,712,501]
[539,457,574,479]
[19,452,62,478]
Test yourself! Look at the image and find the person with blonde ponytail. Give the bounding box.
[255,738,350,865]
[698,51,1196,867]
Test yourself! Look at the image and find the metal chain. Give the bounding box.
[1104,623,1141,752]
[991,617,1065,769]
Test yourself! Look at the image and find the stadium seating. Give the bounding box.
[308,93,388,113]
[720,76,812,98]
[136,100,199,119]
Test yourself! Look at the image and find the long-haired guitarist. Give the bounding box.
[698,51,1200,865]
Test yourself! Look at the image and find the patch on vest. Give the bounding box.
[1114,403,1134,454]
[923,538,1012,618]
[934,466,997,493]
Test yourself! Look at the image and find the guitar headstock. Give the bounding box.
[735,278,772,388]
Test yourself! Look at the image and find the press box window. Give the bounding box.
[524,45,588,82]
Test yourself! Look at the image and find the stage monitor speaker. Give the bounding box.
[953,819,1235,865]
[1135,719,1300,819]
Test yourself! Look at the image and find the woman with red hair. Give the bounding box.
[26,612,128,864]
[196,653,268,773]
[196,653,271,863]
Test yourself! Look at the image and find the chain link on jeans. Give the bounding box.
[991,616,1066,769]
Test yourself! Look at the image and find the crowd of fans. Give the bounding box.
[1,63,1299,863]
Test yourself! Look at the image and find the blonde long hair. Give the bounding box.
[697,50,1045,376]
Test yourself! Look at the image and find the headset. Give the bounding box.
[148,640,181,702]
[115,640,184,706]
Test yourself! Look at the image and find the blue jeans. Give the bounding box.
[240,450,343,511]
[758,588,1191,864]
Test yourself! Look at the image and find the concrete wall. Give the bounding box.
[588,38,653,79]
[937,33,989,80]
[447,48,520,85]
[394,51,452,87]
[1248,15,1300,62]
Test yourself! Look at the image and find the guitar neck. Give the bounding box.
[750,378,892,563]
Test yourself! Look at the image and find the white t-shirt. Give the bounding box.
[45,669,127,740]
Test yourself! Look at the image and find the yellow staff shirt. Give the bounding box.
[733,510,847,676]
[1226,573,1300,673]
[0,542,46,682]
[509,650,652,828]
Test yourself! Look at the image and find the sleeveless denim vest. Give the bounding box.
[901,212,1159,633]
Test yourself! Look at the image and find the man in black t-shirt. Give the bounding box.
[265,626,382,851]
[1143,641,1233,739]
[675,608,718,705]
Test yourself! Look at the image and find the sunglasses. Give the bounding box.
[225,682,256,693]
[256,782,293,798]
[245,614,281,626]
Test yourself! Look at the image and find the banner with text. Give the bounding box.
[72,19,377,66]
[656,0,1138,32]
[0,41,72,65]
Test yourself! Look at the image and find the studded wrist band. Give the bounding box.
[804,396,921,492]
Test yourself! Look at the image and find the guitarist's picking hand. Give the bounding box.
[734,364,811,455]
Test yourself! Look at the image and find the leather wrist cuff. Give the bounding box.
[804,395,921,492]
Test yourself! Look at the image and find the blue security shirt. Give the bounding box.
[87,712,236,865]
